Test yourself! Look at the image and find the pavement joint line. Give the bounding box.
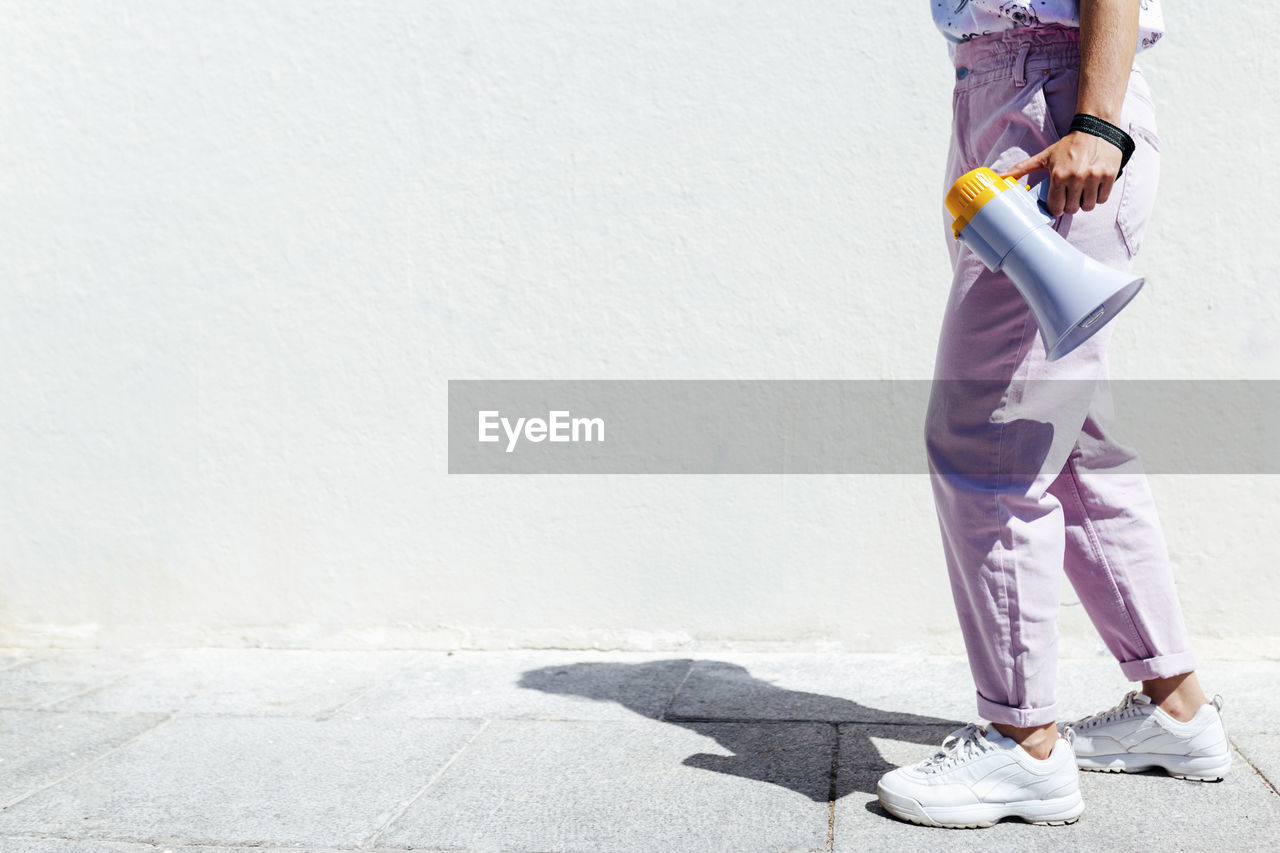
[28,649,176,712]
[1,704,466,721]
[1231,741,1280,798]
[0,710,179,812]
[0,705,190,717]
[0,708,954,725]
[312,649,439,721]
[0,827,373,850]
[657,658,696,722]
[823,722,839,853]
[0,658,35,675]
[0,830,214,848]
[361,716,494,848]
[662,716,954,725]
[0,829,477,852]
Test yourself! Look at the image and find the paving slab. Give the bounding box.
[1234,732,1280,795]
[0,715,483,848]
[0,843,362,853]
[377,717,833,853]
[337,650,694,721]
[0,710,168,807]
[833,723,1280,851]
[0,841,134,852]
[0,843,381,853]
[0,650,37,673]
[50,648,423,717]
[0,649,168,710]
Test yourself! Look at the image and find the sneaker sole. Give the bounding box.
[876,783,1084,829]
[1076,752,1232,782]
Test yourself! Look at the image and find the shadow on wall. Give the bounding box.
[518,659,964,802]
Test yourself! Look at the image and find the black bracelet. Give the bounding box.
[1069,113,1136,177]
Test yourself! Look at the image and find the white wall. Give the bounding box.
[2,1,1277,656]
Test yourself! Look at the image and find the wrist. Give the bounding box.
[1074,105,1123,124]
[1068,113,1136,176]
[1075,93,1124,125]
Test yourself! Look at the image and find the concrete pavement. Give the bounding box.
[0,647,1275,851]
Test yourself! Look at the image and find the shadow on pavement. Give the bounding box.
[518,658,965,801]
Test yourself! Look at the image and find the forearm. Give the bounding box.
[1075,0,1140,124]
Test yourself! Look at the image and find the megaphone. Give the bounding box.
[946,166,1144,361]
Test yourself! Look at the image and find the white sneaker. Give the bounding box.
[876,722,1084,828]
[1061,691,1232,782]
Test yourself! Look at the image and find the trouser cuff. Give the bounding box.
[976,691,1059,727]
[1118,650,1197,682]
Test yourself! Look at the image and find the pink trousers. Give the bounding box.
[927,25,1195,727]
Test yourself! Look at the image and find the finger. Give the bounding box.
[1048,178,1067,218]
[1000,150,1050,180]
[1080,180,1099,212]
[1062,176,1083,215]
[1096,175,1115,206]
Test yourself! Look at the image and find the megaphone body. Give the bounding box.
[946,167,1144,362]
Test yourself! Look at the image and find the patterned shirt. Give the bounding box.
[931,1,1165,52]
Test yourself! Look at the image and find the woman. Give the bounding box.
[876,0,1231,829]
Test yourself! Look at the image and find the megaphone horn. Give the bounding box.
[945,166,1144,362]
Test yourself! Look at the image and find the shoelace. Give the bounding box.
[1067,690,1148,731]
[919,723,995,774]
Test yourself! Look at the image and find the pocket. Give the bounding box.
[1115,120,1161,259]
[1041,68,1079,147]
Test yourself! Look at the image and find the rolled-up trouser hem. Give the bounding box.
[976,692,1059,727]
[1118,650,1197,682]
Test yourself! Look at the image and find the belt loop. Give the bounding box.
[1013,42,1031,87]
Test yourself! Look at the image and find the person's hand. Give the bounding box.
[1001,131,1123,217]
